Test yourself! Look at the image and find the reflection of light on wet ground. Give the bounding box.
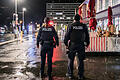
[29,36,33,42]
[1,65,8,68]
[110,65,120,70]
[14,67,24,77]
[52,42,67,63]
[0,39,5,42]
[27,61,37,68]
[23,61,27,65]
[27,45,40,68]
[13,65,26,77]
[28,35,36,42]
[27,47,39,61]
[14,65,26,69]
[84,57,120,80]
[15,71,24,76]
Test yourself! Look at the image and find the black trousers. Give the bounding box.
[67,50,85,77]
[40,44,53,75]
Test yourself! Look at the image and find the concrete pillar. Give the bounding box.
[96,0,99,12]
[109,0,112,6]
[103,0,105,10]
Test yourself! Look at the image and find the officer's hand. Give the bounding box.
[56,43,59,47]
[84,42,89,48]
[57,44,59,47]
[85,45,89,49]
[66,46,69,49]
[37,45,39,48]
[85,46,88,49]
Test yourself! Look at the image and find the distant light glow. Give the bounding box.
[56,12,63,15]
[83,0,89,4]
[23,8,26,11]
[53,17,58,19]
[49,21,54,25]
[12,0,24,3]
[66,17,71,19]
[60,17,64,19]
[29,25,33,32]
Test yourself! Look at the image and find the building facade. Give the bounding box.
[46,3,81,26]
[79,0,120,32]
[96,0,120,31]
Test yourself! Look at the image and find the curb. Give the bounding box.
[0,38,20,46]
[0,35,29,46]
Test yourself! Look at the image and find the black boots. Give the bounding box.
[66,73,74,79]
[48,75,52,80]
[78,76,84,80]
[40,73,46,78]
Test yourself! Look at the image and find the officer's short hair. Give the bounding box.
[44,17,50,23]
[74,14,80,21]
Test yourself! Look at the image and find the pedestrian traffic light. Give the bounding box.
[49,21,54,26]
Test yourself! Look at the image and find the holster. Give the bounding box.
[66,49,76,54]
[66,50,70,54]
[66,42,84,55]
[42,40,54,47]
[53,41,56,48]
[40,40,44,45]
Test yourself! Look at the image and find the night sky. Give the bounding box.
[0,0,84,26]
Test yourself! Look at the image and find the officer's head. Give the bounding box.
[74,14,80,21]
[44,17,50,24]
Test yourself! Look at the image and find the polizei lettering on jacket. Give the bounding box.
[42,28,52,31]
[73,26,83,30]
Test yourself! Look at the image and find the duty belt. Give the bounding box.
[70,42,84,45]
[44,40,53,43]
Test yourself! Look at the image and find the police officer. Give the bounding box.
[64,14,90,80]
[37,17,59,80]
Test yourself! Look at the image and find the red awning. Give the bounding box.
[88,0,97,31]
[78,7,82,20]
[88,0,95,17]
[89,18,97,31]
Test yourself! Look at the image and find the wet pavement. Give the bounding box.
[0,34,120,80]
[0,34,15,43]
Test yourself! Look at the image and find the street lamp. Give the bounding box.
[15,0,18,32]
[15,0,18,14]
[22,8,26,30]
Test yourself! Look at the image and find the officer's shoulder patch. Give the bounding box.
[73,26,83,30]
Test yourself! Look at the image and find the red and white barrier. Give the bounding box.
[86,37,108,52]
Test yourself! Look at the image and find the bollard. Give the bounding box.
[20,31,23,43]
[35,32,38,38]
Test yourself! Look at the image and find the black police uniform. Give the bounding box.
[37,25,59,76]
[64,21,90,78]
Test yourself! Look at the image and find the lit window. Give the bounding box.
[50,13,52,15]
[50,5,52,8]
[105,0,109,9]
[56,13,63,15]
[66,17,71,19]
[112,0,119,6]
[53,17,58,19]
[99,0,103,11]
[63,15,65,17]
[60,17,64,19]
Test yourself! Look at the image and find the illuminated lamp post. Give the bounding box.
[22,8,26,31]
